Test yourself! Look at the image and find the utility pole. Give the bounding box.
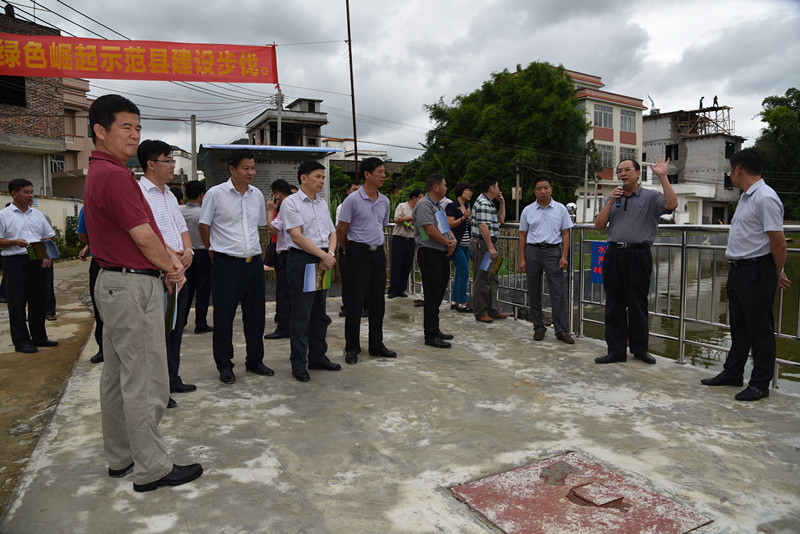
[276,88,283,146]
[346,0,359,178]
[515,159,521,221]
[191,114,197,181]
[583,154,589,223]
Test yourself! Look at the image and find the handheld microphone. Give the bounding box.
[615,180,623,208]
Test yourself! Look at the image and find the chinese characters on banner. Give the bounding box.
[591,241,608,284]
[0,33,278,83]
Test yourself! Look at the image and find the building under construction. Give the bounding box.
[643,105,745,224]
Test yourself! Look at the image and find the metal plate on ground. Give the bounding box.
[451,452,712,534]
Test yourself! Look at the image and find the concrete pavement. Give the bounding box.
[1,262,800,533]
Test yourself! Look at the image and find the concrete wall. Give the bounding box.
[0,152,51,196]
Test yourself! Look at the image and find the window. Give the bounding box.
[49,154,65,173]
[597,144,615,168]
[724,172,733,190]
[620,110,636,133]
[594,104,613,129]
[0,76,26,106]
[619,147,637,164]
[668,174,679,184]
[307,137,317,146]
[666,144,679,161]
[724,141,735,159]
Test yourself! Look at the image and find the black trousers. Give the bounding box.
[602,247,652,357]
[166,285,189,388]
[211,253,265,372]
[183,249,212,329]
[287,248,329,372]
[344,243,386,353]
[388,235,415,296]
[89,257,103,350]
[274,250,291,334]
[417,247,450,340]
[725,256,777,389]
[4,254,48,347]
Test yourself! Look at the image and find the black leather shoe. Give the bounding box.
[414,299,424,308]
[246,362,275,376]
[15,343,37,354]
[339,309,346,317]
[167,397,177,409]
[735,385,769,401]
[595,354,627,364]
[425,337,451,349]
[170,383,197,394]
[387,293,399,299]
[293,371,311,382]
[399,293,408,298]
[194,325,213,334]
[700,372,743,387]
[132,463,203,492]
[308,359,342,371]
[33,339,58,347]
[345,352,358,364]
[436,332,454,340]
[368,345,397,358]
[90,351,104,364]
[264,330,289,340]
[219,369,235,384]
[533,331,545,341]
[108,462,134,478]
[633,352,655,364]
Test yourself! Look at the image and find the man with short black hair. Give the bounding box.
[470,176,507,323]
[594,156,677,365]
[280,161,339,381]
[519,176,574,344]
[199,149,274,385]
[413,173,457,348]
[0,179,58,353]
[701,149,791,401]
[85,94,201,492]
[388,189,424,299]
[337,157,396,364]
[137,139,196,405]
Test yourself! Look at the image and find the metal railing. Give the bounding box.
[405,223,800,388]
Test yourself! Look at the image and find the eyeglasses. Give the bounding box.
[153,159,176,165]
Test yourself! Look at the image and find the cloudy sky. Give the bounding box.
[9,0,800,162]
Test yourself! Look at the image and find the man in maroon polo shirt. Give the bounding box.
[84,94,202,492]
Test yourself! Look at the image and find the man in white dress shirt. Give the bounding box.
[280,160,339,382]
[199,149,274,385]
[137,140,196,406]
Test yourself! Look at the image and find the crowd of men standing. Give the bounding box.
[10,92,788,495]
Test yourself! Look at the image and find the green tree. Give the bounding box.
[408,62,590,218]
[754,87,800,220]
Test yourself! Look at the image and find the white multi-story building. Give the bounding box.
[566,70,647,223]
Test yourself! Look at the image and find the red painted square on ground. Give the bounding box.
[452,452,712,534]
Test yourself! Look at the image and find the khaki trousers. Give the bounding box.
[96,269,172,485]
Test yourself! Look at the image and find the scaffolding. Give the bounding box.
[672,106,735,137]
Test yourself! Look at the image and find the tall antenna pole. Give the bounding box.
[345,0,359,178]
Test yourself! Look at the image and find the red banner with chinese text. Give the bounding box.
[0,33,278,83]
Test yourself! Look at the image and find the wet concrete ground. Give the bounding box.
[1,260,800,533]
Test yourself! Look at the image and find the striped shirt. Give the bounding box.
[471,193,499,239]
[138,176,188,252]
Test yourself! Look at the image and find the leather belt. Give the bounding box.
[530,243,560,248]
[215,252,258,263]
[728,254,770,268]
[349,241,382,252]
[609,242,649,249]
[103,266,162,278]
